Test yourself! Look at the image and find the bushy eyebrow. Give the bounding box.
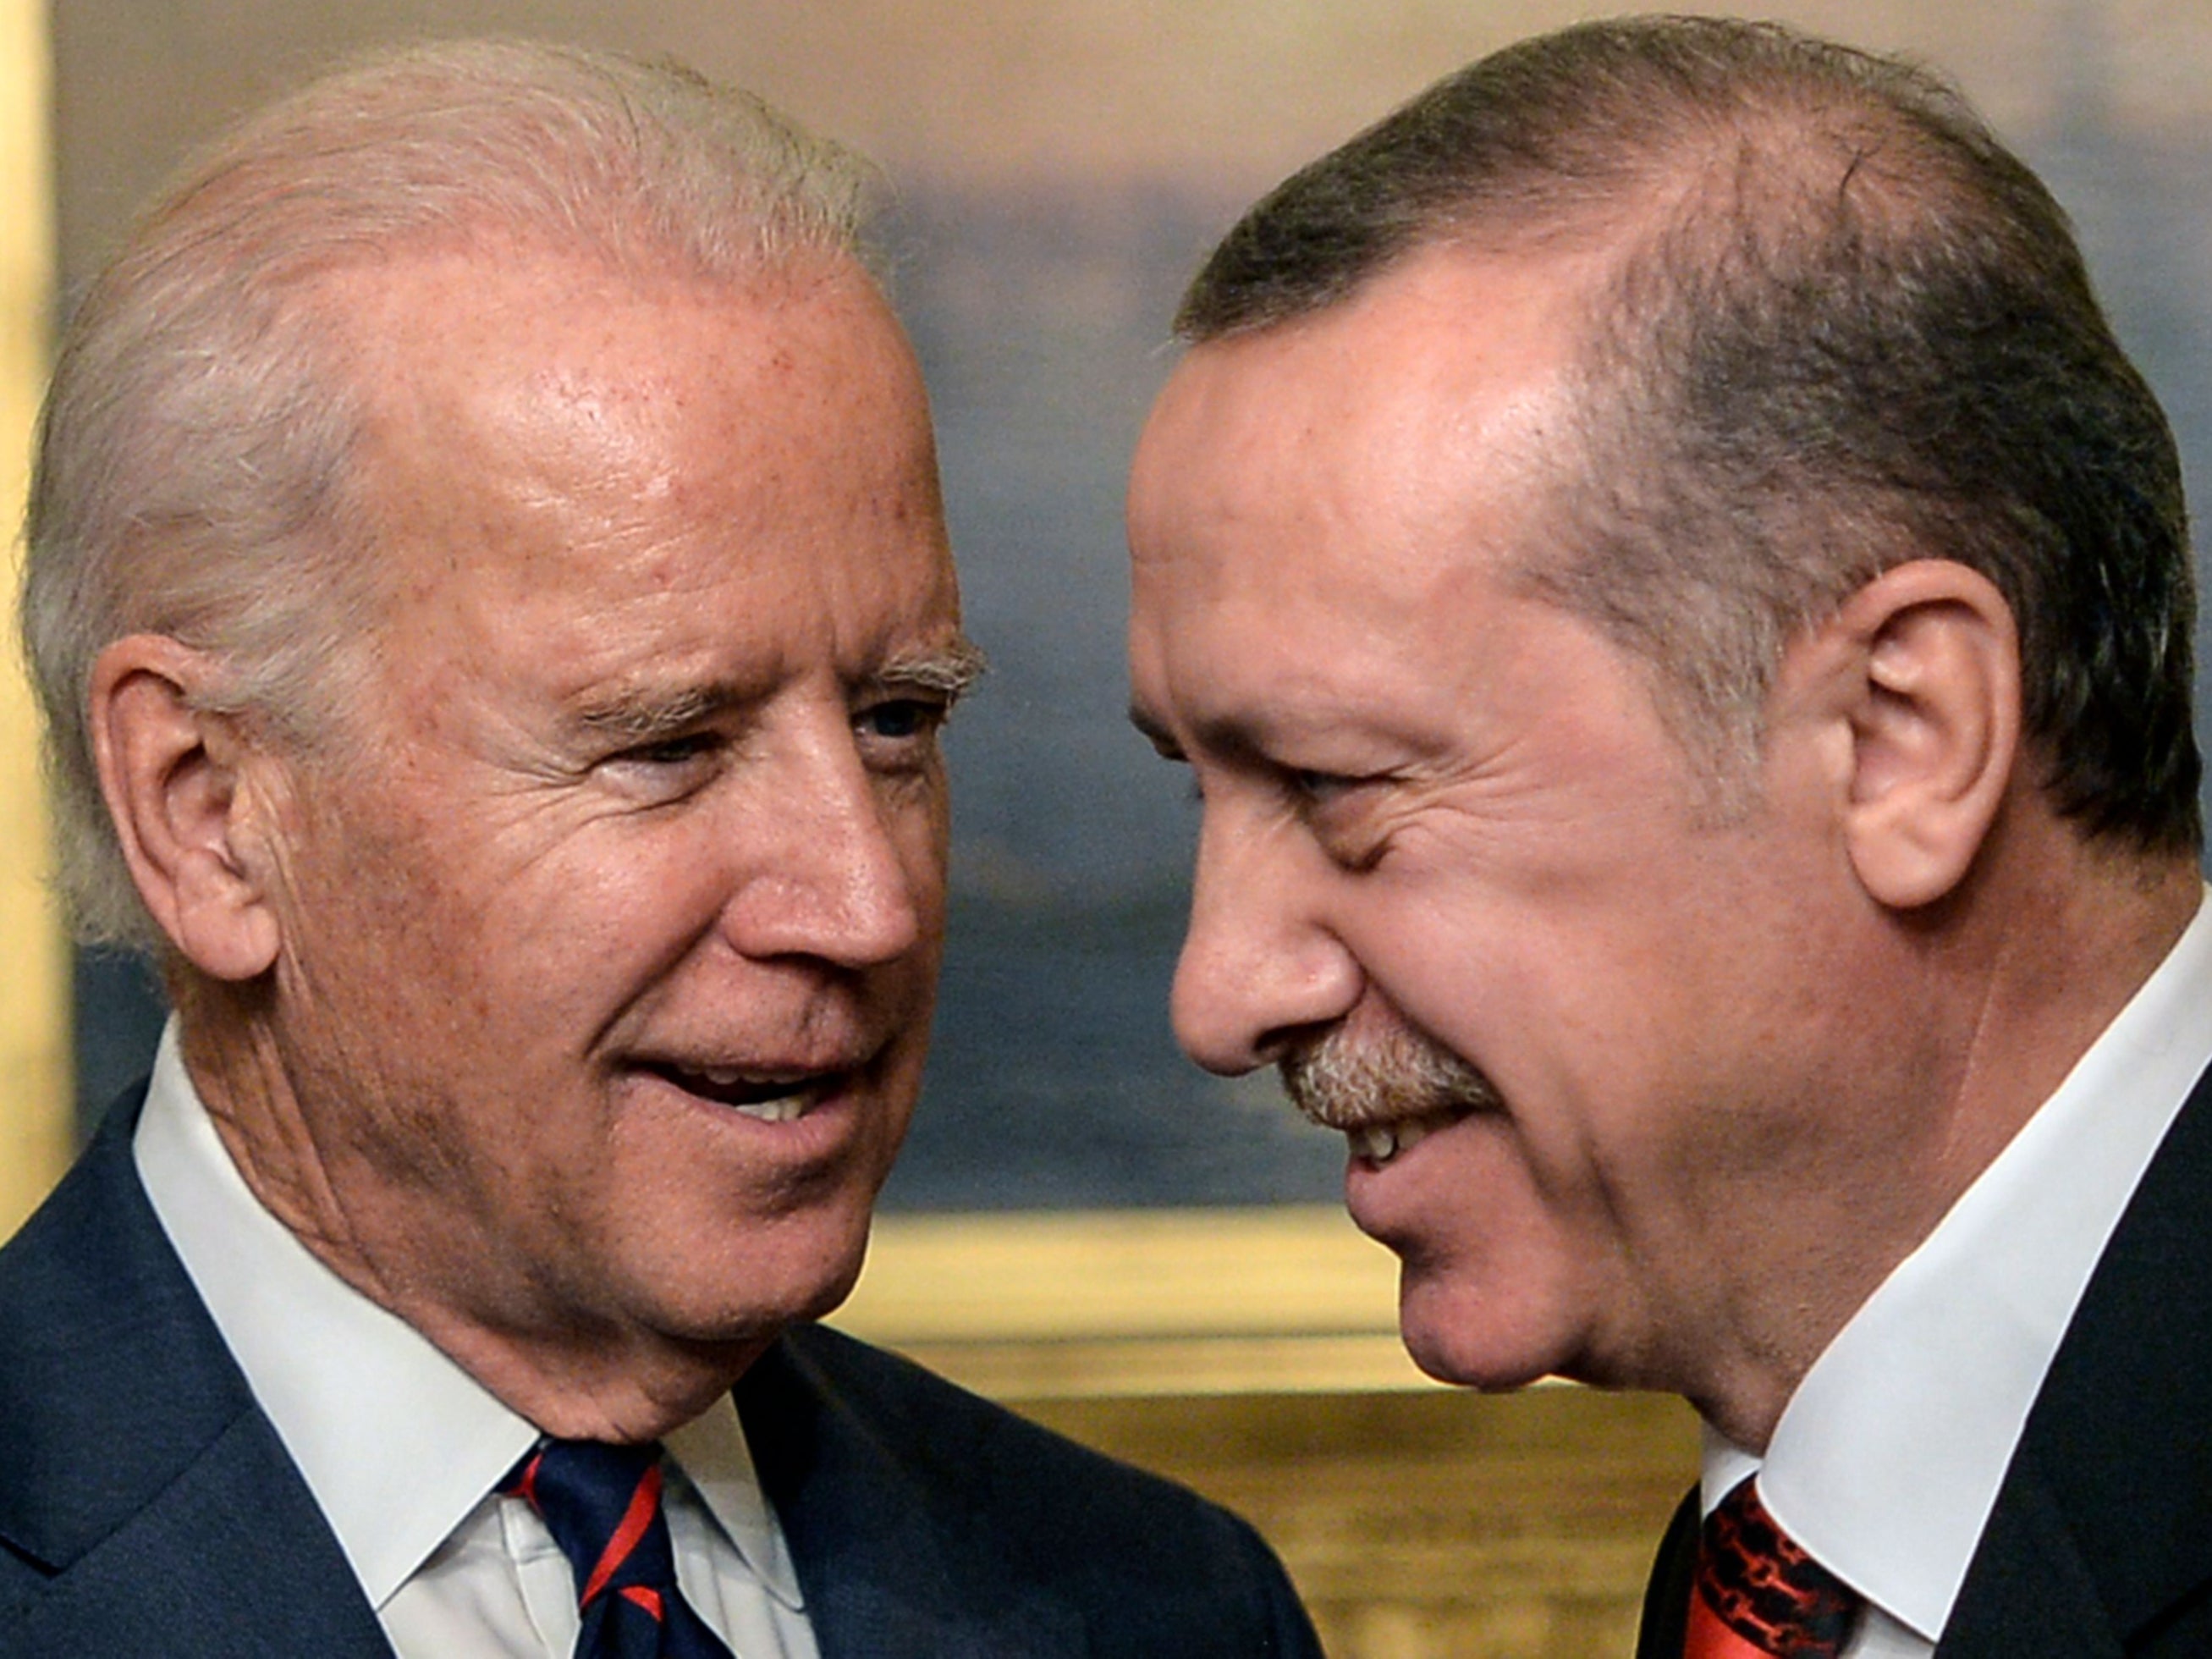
[572,685,740,747]
[569,637,988,747]
[871,637,988,704]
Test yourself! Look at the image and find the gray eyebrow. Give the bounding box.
[874,637,988,703]
[572,685,740,745]
[571,637,987,747]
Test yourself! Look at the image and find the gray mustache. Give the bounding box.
[1279,1019,1502,1130]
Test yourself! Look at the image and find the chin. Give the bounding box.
[1396,1272,1576,1393]
[635,1208,876,1348]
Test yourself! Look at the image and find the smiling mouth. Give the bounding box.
[1279,1017,1500,1171]
[646,1062,852,1123]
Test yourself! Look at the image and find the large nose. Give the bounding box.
[722,734,930,970]
[1170,800,1362,1074]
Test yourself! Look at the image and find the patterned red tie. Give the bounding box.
[505,1438,736,1658]
[1685,1478,1862,1658]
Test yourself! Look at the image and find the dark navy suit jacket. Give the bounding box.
[0,1090,1323,1657]
[1637,1063,2212,1657]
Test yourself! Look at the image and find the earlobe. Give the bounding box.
[1826,561,2022,910]
[90,635,283,980]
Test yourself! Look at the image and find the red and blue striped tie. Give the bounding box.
[505,1438,736,1658]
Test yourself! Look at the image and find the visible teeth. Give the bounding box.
[658,1061,823,1119]
[1352,1125,1398,1164]
[1351,1117,1436,1166]
[732,1094,807,1124]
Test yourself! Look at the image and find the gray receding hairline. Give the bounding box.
[22,36,889,951]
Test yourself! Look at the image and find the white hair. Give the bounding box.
[21,37,881,946]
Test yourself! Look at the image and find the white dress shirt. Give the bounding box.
[132,1021,822,1659]
[1701,886,2212,1657]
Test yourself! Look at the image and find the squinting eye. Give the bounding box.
[1290,769,1354,804]
[595,727,728,808]
[622,732,720,768]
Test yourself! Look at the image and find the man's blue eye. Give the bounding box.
[861,700,939,740]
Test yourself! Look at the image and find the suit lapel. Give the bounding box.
[1637,1063,2212,1657]
[13,1405,392,1655]
[0,1091,389,1655]
[737,1329,1084,1659]
[1936,1444,2120,1658]
[1941,1063,2212,1653]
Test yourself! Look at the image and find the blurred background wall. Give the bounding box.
[0,0,56,1242]
[24,0,2212,1221]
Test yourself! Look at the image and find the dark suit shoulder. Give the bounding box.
[0,1092,388,1656]
[762,1320,1257,1543]
[743,1323,1323,1657]
[1944,1061,2212,1656]
[0,1089,258,1575]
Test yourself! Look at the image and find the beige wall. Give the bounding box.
[0,0,63,1242]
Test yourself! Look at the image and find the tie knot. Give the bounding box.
[501,1437,735,1657]
[1689,1479,1862,1659]
[506,1438,679,1610]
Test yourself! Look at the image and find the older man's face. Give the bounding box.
[1127,246,1894,1397]
[251,251,966,1392]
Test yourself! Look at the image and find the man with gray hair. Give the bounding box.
[1129,16,2209,1658]
[0,41,1321,1657]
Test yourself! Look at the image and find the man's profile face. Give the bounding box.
[248,249,965,1375]
[1127,245,1877,1395]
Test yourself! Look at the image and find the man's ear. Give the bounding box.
[89,634,283,980]
[1799,559,2022,911]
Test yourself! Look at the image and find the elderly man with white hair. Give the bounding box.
[0,40,1321,1659]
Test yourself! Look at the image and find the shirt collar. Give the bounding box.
[132,1021,803,1611]
[665,1392,807,1608]
[1704,884,2212,1640]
